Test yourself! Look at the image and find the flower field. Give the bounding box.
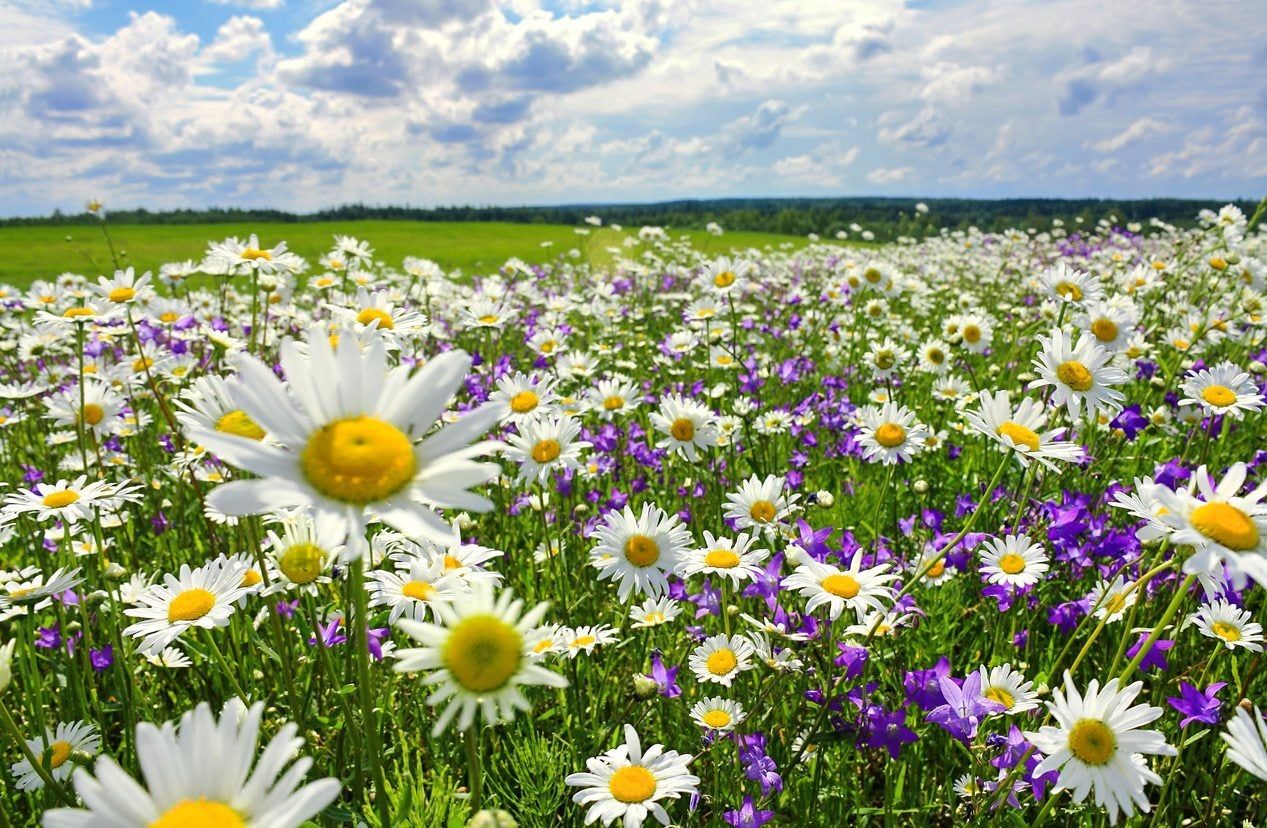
[2,204,1267,826]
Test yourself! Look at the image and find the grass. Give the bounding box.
[0,220,812,286]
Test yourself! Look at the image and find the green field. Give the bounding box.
[0,220,812,286]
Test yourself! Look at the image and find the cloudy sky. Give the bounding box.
[0,0,1264,216]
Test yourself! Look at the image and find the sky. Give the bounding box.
[0,0,1264,217]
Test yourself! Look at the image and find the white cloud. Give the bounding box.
[204,16,272,64]
[207,0,285,9]
[866,165,913,184]
[1090,117,1168,153]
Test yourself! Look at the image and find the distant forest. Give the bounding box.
[3,197,1260,240]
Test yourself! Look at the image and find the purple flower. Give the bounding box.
[904,657,951,709]
[646,651,681,698]
[1126,634,1174,673]
[925,673,1004,743]
[1167,681,1226,728]
[738,735,783,795]
[90,646,114,671]
[864,706,918,759]
[724,796,774,828]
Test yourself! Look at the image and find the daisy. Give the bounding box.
[703,256,753,294]
[949,313,994,354]
[10,721,100,791]
[688,633,755,687]
[629,596,682,629]
[750,631,804,673]
[1042,262,1103,305]
[858,402,930,465]
[491,373,559,423]
[565,724,698,828]
[586,378,641,420]
[723,474,800,535]
[42,702,340,828]
[145,646,193,669]
[1029,328,1128,420]
[1080,298,1137,353]
[1189,600,1264,651]
[963,390,1084,470]
[43,380,125,439]
[782,556,898,621]
[2,477,140,525]
[93,267,155,306]
[1087,575,1137,623]
[650,394,719,461]
[843,609,909,639]
[191,328,501,548]
[460,300,515,330]
[977,534,1050,587]
[0,567,83,614]
[676,531,769,585]
[1223,705,1267,781]
[1179,362,1265,420]
[262,510,345,591]
[527,327,568,357]
[367,556,463,623]
[122,558,251,655]
[690,698,747,733]
[589,503,691,601]
[504,415,591,483]
[1025,672,1175,824]
[204,234,297,276]
[976,664,1040,714]
[394,584,568,735]
[562,624,619,658]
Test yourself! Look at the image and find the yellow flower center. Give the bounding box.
[1068,718,1116,766]
[702,710,732,729]
[962,324,981,344]
[624,534,660,567]
[240,569,262,588]
[714,270,736,288]
[160,312,181,323]
[46,740,73,770]
[821,573,860,599]
[442,614,523,692]
[42,490,80,509]
[531,439,561,464]
[984,686,1014,710]
[443,554,462,571]
[1201,385,1237,407]
[925,559,946,579]
[704,549,740,569]
[215,410,265,441]
[603,395,625,411]
[670,417,695,442]
[875,423,907,448]
[539,341,555,354]
[927,348,945,364]
[167,588,215,622]
[402,580,435,601]
[570,635,596,648]
[1055,281,1083,301]
[608,765,657,803]
[300,416,417,505]
[63,307,95,319]
[1104,593,1127,614]
[108,287,135,303]
[510,390,539,414]
[356,308,395,330]
[749,499,777,523]
[1091,318,1118,343]
[997,421,1040,452]
[874,350,895,370]
[240,248,271,261]
[279,543,324,584]
[150,798,245,828]
[706,648,738,676]
[1190,502,1259,551]
[478,314,499,325]
[1056,360,1093,392]
[81,403,104,426]
[1211,620,1242,642]
[998,553,1027,575]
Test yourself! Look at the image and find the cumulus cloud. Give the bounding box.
[207,0,285,9]
[877,107,951,148]
[1090,117,1168,153]
[1056,46,1170,116]
[203,16,272,64]
[866,166,913,184]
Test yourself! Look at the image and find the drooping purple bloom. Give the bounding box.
[1167,681,1226,727]
[723,796,775,828]
[925,673,1005,743]
[646,651,682,698]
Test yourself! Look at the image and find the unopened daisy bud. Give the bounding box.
[86,590,110,607]
[1250,360,1265,375]
[913,480,929,494]
[1148,375,1166,389]
[0,639,14,693]
[456,513,476,531]
[105,562,127,579]
[726,604,739,617]
[632,673,659,699]
[468,810,517,828]
[573,503,589,517]
[815,490,834,508]
[1241,698,1255,713]
[64,620,82,635]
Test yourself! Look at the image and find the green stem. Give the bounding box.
[1118,572,1197,682]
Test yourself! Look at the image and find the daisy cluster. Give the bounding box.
[0,205,1266,825]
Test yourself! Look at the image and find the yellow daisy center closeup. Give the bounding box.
[749,499,776,523]
[443,554,462,571]
[1056,360,1093,392]
[531,439,561,463]
[571,635,596,648]
[477,314,499,325]
[706,648,738,676]
[42,490,80,509]
[279,543,325,584]
[1055,281,1083,301]
[442,614,523,692]
[1190,502,1259,551]
[45,740,73,770]
[624,534,660,567]
[240,248,272,261]
[997,421,1040,452]
[108,287,136,303]
[874,350,895,370]
[998,553,1027,575]
[356,308,394,330]
[984,687,1014,710]
[609,765,657,804]
[714,270,736,288]
[962,324,981,344]
[133,357,154,373]
[168,588,215,623]
[821,573,860,599]
[63,307,95,319]
[402,580,435,601]
[240,569,262,588]
[1068,718,1116,766]
[301,416,417,505]
[1211,620,1242,642]
[704,549,741,569]
[81,403,104,426]
[874,423,906,448]
[925,559,946,579]
[1091,318,1118,343]
[150,798,245,828]
[1103,593,1127,614]
[1201,385,1237,407]
[603,395,625,411]
[510,390,539,413]
[702,710,732,729]
[670,417,695,441]
[864,267,883,284]
[215,410,265,441]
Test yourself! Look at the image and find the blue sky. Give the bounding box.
[0,0,1264,216]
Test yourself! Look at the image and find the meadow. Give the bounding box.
[1,207,1267,827]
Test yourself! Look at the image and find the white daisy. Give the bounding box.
[858,402,930,465]
[9,721,100,791]
[565,724,699,828]
[588,503,691,601]
[782,555,898,621]
[976,663,1040,714]
[977,534,1050,587]
[504,414,591,483]
[676,531,769,585]
[1179,362,1265,419]
[122,558,251,655]
[1029,328,1128,420]
[723,473,800,535]
[628,596,682,629]
[650,394,719,461]
[1189,600,1264,651]
[367,556,464,624]
[688,633,755,687]
[963,390,1084,470]
[1223,705,1267,781]
[689,697,747,733]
